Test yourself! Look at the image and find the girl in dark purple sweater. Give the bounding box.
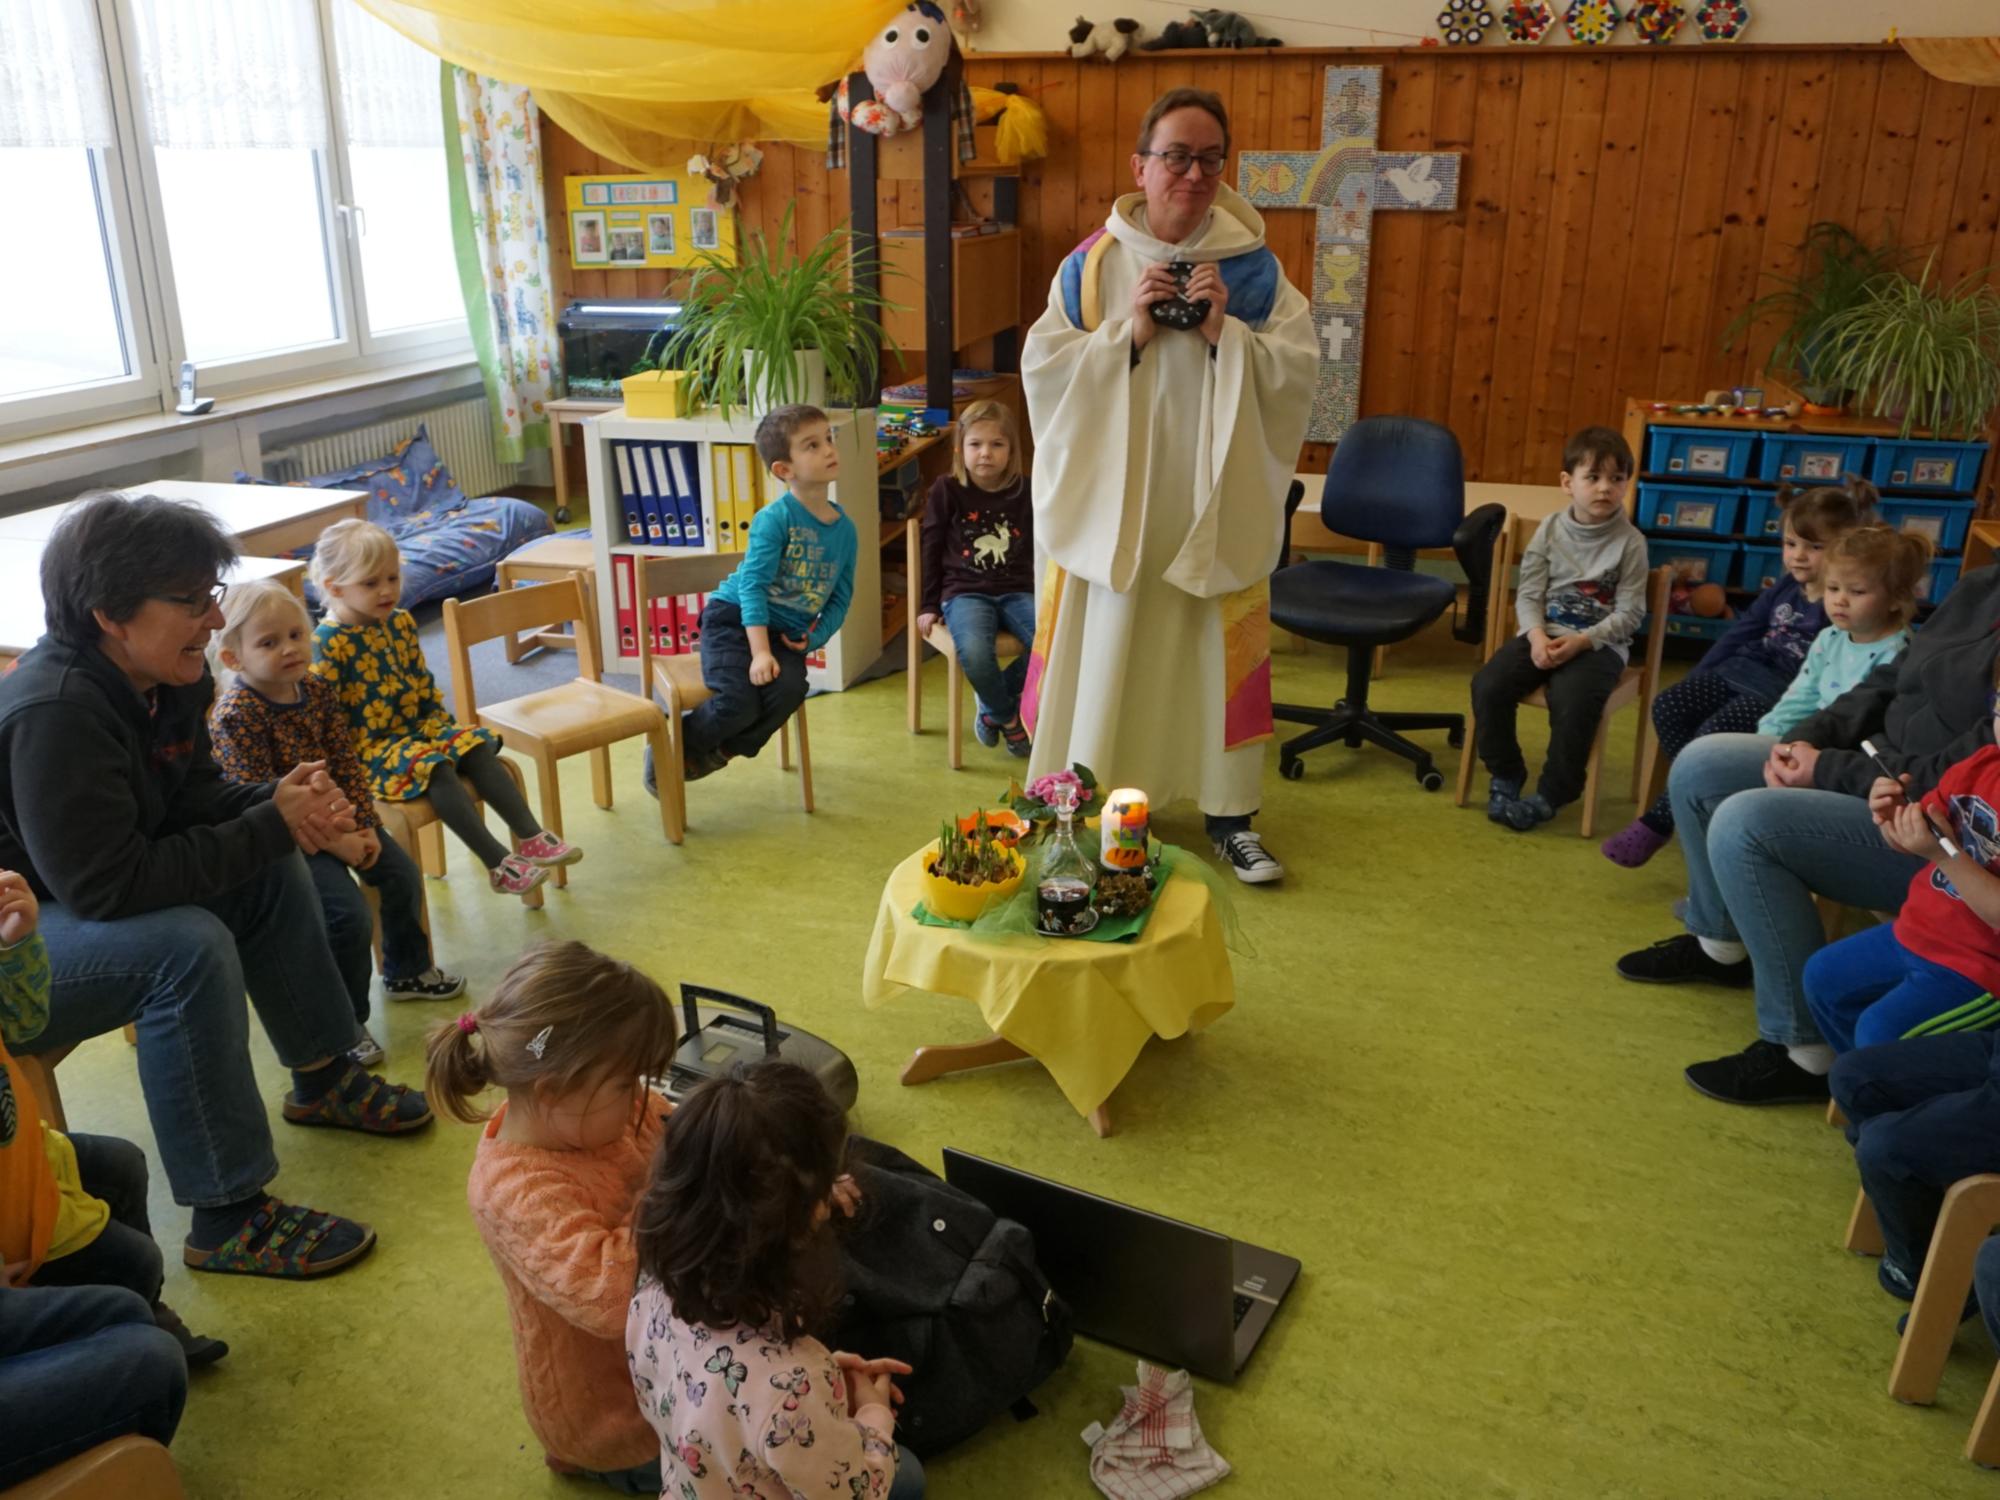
[1602,478,1878,867]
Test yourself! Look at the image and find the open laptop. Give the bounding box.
[942,1149,1300,1383]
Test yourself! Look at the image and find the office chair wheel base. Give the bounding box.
[1418,767,1444,792]
[1447,725,1465,748]
[1280,756,1305,782]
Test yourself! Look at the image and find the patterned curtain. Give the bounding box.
[442,65,559,467]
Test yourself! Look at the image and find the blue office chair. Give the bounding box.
[1270,416,1503,790]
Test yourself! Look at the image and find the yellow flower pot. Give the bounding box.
[920,843,1026,923]
[620,369,692,419]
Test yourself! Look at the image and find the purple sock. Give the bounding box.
[1601,819,1670,868]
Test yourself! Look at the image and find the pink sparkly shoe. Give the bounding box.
[1601,819,1670,868]
[517,831,583,868]
[489,854,551,896]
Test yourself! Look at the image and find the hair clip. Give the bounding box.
[526,1024,553,1061]
[456,1012,479,1036]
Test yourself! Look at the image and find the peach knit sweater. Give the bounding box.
[466,1095,667,1471]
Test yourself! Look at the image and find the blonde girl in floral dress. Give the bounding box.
[309,520,579,896]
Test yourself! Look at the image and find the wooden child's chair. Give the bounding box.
[1885,1173,2000,1406]
[493,536,598,662]
[0,1436,185,1500]
[634,553,813,844]
[923,621,1026,770]
[443,575,675,879]
[1452,521,1672,836]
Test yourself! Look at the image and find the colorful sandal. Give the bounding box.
[182,1198,376,1279]
[281,1063,433,1134]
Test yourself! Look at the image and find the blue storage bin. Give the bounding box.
[1871,438,1987,494]
[1665,614,1731,643]
[1757,434,1874,485]
[1877,497,1977,552]
[1737,544,1785,592]
[1639,483,1745,536]
[1647,426,1759,479]
[1742,489,1788,538]
[1647,536,1739,586]
[1918,555,1963,605]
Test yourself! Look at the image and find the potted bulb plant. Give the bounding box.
[659,205,900,419]
[1723,221,1903,413]
[921,815,1026,922]
[1808,254,2000,439]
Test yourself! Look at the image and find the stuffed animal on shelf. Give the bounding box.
[1140,18,1209,48]
[836,1,956,137]
[952,0,983,47]
[1193,8,1283,46]
[1069,16,1143,59]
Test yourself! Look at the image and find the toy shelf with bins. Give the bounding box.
[580,409,883,691]
[1621,397,1994,642]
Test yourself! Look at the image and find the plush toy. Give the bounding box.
[1141,18,1210,48]
[686,144,764,208]
[1688,582,1729,618]
[952,0,983,46]
[1069,16,1143,59]
[836,1,956,137]
[1193,8,1283,46]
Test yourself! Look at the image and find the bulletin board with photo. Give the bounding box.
[563,173,735,270]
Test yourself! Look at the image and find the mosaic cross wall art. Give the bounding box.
[1237,66,1465,443]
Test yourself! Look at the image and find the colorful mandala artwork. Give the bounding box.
[1564,0,1622,44]
[1629,0,1685,43]
[1695,0,1750,41]
[1437,0,1494,45]
[1498,0,1557,43]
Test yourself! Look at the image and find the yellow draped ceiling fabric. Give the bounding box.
[1901,37,2000,87]
[355,0,908,166]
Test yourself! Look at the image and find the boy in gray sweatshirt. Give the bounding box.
[1472,426,1651,830]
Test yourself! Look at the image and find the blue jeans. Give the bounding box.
[1804,921,1991,1054]
[941,591,1036,725]
[1830,1030,2000,1283]
[1978,1237,2000,1356]
[308,835,434,1023]
[29,1135,163,1310]
[1669,734,1923,1045]
[0,1285,186,1488]
[680,599,810,765]
[19,852,364,1208]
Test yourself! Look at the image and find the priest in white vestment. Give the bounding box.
[1020,87,1316,884]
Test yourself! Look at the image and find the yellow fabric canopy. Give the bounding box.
[1901,37,2000,87]
[356,0,907,163]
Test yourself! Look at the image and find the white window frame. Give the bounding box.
[0,0,470,443]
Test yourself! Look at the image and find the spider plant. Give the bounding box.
[658,205,901,417]
[1809,255,2000,439]
[1722,221,1905,406]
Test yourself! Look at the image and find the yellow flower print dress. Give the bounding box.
[311,610,497,801]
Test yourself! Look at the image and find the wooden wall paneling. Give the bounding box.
[1362,57,1438,419]
[1480,58,1565,485]
[1410,52,1476,422]
[1939,90,2000,289]
[1523,57,1611,479]
[1009,60,1046,327]
[1445,55,1523,482]
[1608,56,1697,408]
[1810,54,1886,234]
[1113,57,1160,221]
[1033,66,1080,293]
[761,142,801,258]
[1075,61,1121,246]
[1855,62,1924,251]
[1901,75,1974,260]
[1695,57,1787,397]
[1268,56,1326,471]
[1733,54,1833,382]
[1567,60,1652,460]
[1651,59,1741,402]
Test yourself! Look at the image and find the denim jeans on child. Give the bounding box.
[19,851,365,1208]
[308,836,433,1022]
[1977,1236,2000,1357]
[680,598,810,765]
[1804,921,1990,1054]
[1668,734,1923,1046]
[29,1134,163,1309]
[0,1284,186,1488]
[1830,1031,2000,1286]
[941,591,1036,726]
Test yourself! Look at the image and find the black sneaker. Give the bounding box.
[1684,1039,1832,1105]
[1213,831,1284,885]
[383,966,466,1003]
[1615,934,1753,987]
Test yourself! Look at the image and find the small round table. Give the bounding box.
[860,847,1235,1137]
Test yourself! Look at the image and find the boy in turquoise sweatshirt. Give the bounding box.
[646,405,857,790]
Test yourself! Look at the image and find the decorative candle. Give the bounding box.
[1100,787,1150,870]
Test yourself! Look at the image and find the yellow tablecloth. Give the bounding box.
[861,847,1235,1116]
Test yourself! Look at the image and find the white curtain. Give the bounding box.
[130,0,328,149]
[0,0,114,149]
[332,0,443,148]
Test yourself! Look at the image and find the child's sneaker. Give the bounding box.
[347,1026,385,1068]
[490,855,550,896]
[518,831,583,867]
[1001,718,1032,758]
[1486,777,1522,824]
[383,967,467,1003]
[974,713,1001,748]
[1602,818,1669,868]
[1500,793,1556,832]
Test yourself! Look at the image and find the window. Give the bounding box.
[0,0,470,441]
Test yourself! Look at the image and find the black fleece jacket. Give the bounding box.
[1795,565,2000,798]
[0,637,289,920]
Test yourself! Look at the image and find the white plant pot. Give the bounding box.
[745,348,827,419]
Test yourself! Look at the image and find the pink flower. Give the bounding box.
[1026,771,1080,804]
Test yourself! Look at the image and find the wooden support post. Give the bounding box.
[847,72,882,406]
[922,65,955,412]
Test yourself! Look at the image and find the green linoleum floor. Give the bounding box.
[53,622,2000,1498]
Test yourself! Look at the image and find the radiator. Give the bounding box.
[264,396,518,498]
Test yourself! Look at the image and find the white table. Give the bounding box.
[1288,476,1571,554]
[0,480,368,558]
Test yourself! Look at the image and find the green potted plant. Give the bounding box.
[659,205,899,419]
[1723,221,1903,412]
[1810,255,2000,439]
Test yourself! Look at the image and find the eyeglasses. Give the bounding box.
[1140,148,1227,178]
[151,581,227,616]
